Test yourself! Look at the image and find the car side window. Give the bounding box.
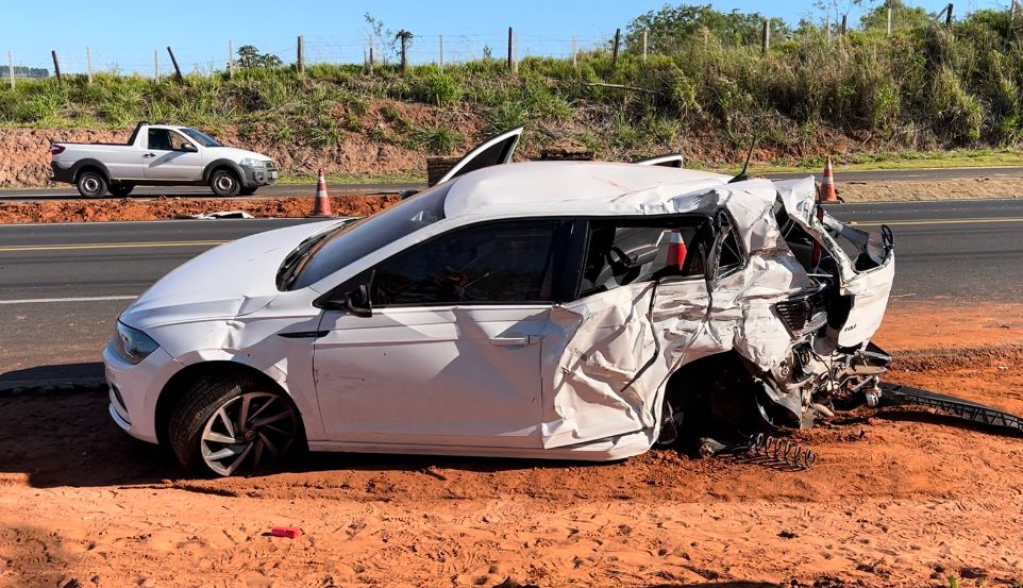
[371,220,560,306]
[577,218,712,299]
[168,132,193,152]
[148,129,172,151]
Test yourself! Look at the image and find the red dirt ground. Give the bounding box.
[1,302,1023,587]
[0,193,400,224]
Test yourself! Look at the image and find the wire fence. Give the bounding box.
[1,2,1020,85]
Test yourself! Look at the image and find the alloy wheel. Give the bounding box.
[199,392,297,476]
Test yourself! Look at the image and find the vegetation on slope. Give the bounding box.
[0,4,1021,167]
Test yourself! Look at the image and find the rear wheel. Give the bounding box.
[76,170,107,198]
[239,187,258,196]
[209,168,241,197]
[168,375,301,477]
[108,184,134,197]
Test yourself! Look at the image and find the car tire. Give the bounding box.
[108,184,134,197]
[239,187,258,196]
[209,168,241,197]
[76,170,108,198]
[168,374,301,477]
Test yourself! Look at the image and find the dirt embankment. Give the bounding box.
[0,101,475,189]
[2,301,1023,587]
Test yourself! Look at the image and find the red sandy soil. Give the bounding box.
[0,193,400,224]
[2,302,1023,588]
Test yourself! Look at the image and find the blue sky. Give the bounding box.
[5,0,1001,74]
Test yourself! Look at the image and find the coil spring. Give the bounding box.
[747,433,818,470]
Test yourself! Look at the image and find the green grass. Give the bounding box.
[275,171,425,186]
[2,19,1021,165]
[699,149,1023,174]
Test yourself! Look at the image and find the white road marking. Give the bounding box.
[0,295,137,305]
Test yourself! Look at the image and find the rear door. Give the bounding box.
[143,129,203,181]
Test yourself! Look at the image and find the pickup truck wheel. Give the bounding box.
[168,375,301,477]
[210,169,241,197]
[76,170,107,198]
[239,187,258,196]
[108,184,134,197]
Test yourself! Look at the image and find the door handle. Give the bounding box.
[143,153,155,158]
[489,335,539,347]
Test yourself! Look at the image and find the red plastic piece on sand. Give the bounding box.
[271,526,302,538]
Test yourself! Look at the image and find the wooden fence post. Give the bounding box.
[761,20,770,53]
[840,15,847,35]
[51,50,62,82]
[7,51,13,89]
[396,30,411,72]
[439,35,444,69]
[642,30,648,62]
[167,47,184,82]
[85,47,93,84]
[228,40,234,79]
[154,50,159,84]
[368,35,375,74]
[514,32,519,72]
[887,5,892,35]
[297,35,305,74]
[946,3,954,25]
[825,14,831,39]
[611,28,621,68]
[572,35,578,68]
[507,27,513,70]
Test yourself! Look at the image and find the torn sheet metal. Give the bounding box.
[537,177,894,449]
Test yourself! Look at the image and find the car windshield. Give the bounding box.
[286,184,451,290]
[180,128,223,147]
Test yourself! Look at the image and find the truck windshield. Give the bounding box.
[180,128,223,147]
[285,183,451,290]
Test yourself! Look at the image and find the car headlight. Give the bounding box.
[239,158,266,168]
[114,321,159,364]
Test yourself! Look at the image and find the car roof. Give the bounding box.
[443,161,731,219]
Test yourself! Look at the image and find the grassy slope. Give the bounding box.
[2,22,1022,175]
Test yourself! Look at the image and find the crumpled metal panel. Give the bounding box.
[536,177,892,448]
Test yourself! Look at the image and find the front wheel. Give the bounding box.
[168,375,301,477]
[239,187,258,196]
[76,170,107,198]
[108,184,134,197]
[209,169,241,197]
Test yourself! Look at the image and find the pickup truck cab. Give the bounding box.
[51,122,278,198]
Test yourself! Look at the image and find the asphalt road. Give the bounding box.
[1,166,1020,201]
[2,199,1023,384]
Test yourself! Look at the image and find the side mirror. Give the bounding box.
[180,143,198,153]
[345,284,373,318]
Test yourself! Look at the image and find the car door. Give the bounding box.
[312,219,565,449]
[143,128,202,181]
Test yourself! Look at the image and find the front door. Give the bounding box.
[143,128,202,181]
[313,219,563,449]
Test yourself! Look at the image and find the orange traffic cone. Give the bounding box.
[819,156,840,203]
[310,169,334,217]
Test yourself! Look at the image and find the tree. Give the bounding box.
[235,45,282,69]
[625,4,792,53]
[860,0,933,31]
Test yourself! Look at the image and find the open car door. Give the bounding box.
[437,127,523,184]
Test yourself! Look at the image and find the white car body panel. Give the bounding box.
[106,160,895,462]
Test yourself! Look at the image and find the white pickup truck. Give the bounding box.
[50,123,278,197]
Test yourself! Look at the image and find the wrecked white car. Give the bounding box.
[105,129,899,476]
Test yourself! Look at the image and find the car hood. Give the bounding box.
[120,220,342,330]
[210,147,272,162]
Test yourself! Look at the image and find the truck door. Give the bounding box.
[143,129,203,181]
